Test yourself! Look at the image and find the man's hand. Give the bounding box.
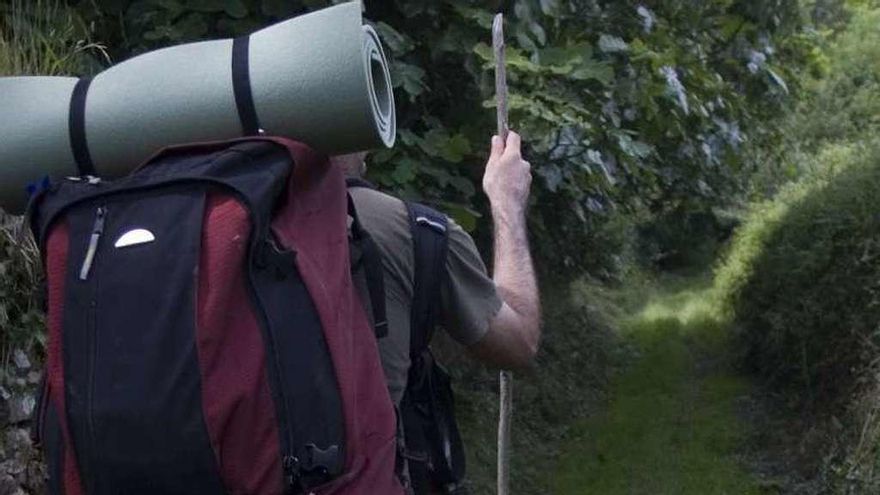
[469,131,541,369]
[482,132,532,225]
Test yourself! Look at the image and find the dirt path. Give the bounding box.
[552,280,766,494]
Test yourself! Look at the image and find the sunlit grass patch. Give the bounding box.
[553,279,760,495]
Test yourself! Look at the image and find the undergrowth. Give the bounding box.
[438,277,621,494]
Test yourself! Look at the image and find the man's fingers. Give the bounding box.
[505,131,522,156]
[489,135,505,162]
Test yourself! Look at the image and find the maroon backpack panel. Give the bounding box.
[43,221,84,495]
[270,139,402,494]
[197,193,282,493]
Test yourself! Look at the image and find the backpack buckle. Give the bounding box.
[302,443,340,475]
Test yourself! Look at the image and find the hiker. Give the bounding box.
[334,130,542,493]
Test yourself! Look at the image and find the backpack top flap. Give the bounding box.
[30,139,292,248]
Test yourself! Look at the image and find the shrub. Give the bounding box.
[792,6,880,151]
[714,140,880,489]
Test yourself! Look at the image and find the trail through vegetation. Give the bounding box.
[553,278,762,494]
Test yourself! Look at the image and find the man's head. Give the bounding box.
[330,151,368,177]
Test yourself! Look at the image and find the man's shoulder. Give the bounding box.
[348,183,406,212]
[348,185,409,231]
[348,184,414,266]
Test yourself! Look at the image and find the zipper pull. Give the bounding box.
[283,455,302,492]
[79,207,106,281]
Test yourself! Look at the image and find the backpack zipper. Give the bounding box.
[79,207,106,280]
[84,205,106,491]
[246,239,301,492]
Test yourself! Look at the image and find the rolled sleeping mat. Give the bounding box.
[0,1,395,213]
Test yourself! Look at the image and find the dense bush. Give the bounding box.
[716,1,880,408]
[715,142,871,392]
[715,140,880,490]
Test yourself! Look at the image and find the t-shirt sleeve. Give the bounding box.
[440,218,503,346]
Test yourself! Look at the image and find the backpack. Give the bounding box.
[28,137,402,495]
[346,180,468,495]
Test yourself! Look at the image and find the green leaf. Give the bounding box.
[390,61,427,101]
[439,203,481,232]
[222,0,248,19]
[375,22,415,55]
[472,42,492,62]
[154,0,184,17]
[452,5,494,29]
[439,134,472,163]
[611,132,651,159]
[598,34,628,53]
[766,67,790,94]
[570,60,614,84]
[391,158,417,184]
[537,164,564,192]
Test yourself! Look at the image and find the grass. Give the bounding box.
[553,278,762,494]
[442,278,621,494]
[0,0,108,77]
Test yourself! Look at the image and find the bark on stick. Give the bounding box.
[493,12,513,495]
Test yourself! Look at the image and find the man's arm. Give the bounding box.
[468,131,541,369]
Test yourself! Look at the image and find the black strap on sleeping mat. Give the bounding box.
[68,77,96,176]
[232,35,261,136]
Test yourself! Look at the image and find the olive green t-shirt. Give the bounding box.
[349,186,503,405]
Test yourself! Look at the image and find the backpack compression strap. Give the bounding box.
[406,202,449,357]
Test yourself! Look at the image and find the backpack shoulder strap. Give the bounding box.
[406,202,449,357]
[347,194,388,338]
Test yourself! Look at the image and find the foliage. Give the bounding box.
[714,140,880,490]
[0,0,107,77]
[712,4,880,490]
[789,5,880,153]
[0,214,44,372]
[716,0,880,404]
[69,0,818,277]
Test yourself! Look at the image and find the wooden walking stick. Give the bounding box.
[493,13,513,495]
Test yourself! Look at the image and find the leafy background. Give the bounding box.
[44,0,819,277]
